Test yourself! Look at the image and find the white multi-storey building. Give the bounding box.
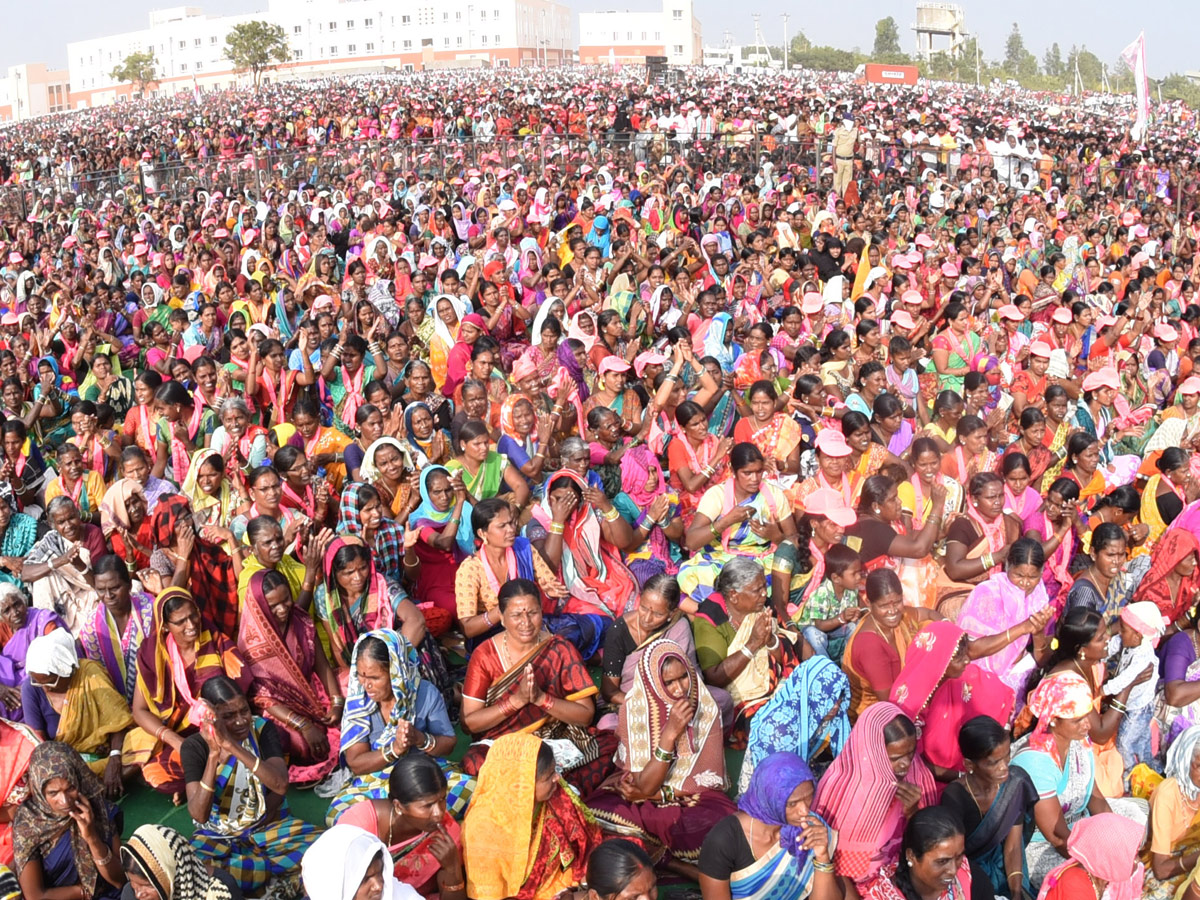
[577,0,701,66]
[65,0,574,109]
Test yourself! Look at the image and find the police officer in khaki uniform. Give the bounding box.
[832,114,859,196]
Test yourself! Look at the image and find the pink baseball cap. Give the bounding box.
[1081,368,1120,392]
[801,292,824,314]
[633,351,669,377]
[598,357,632,376]
[1154,323,1179,342]
[940,262,959,278]
[1051,307,1074,324]
[802,488,857,527]
[998,304,1024,321]
[1028,341,1053,358]
[915,234,935,248]
[890,254,913,271]
[890,310,916,330]
[1179,376,1200,395]
[900,289,923,306]
[814,429,852,458]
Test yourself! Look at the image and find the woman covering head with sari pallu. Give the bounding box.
[123,587,251,794]
[238,570,340,786]
[121,824,234,900]
[700,752,835,900]
[463,733,601,900]
[957,569,1052,698]
[529,469,638,618]
[1132,528,1200,625]
[0,719,37,866]
[812,702,938,887]
[151,492,239,641]
[460,625,618,797]
[889,621,1016,774]
[13,742,122,900]
[326,630,474,824]
[316,536,397,671]
[1037,812,1146,900]
[338,482,408,596]
[618,444,681,586]
[587,639,735,866]
[739,655,851,793]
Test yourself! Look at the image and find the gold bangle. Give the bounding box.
[602,506,620,522]
[252,757,261,775]
[548,522,565,534]
[200,781,215,793]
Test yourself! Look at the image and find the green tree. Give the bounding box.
[872,17,903,60]
[224,20,290,87]
[1043,43,1064,79]
[109,50,158,96]
[1003,23,1026,75]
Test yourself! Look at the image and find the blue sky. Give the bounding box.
[4,0,1193,81]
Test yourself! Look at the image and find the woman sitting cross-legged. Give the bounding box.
[21,630,134,798]
[327,630,471,825]
[124,587,251,799]
[237,569,343,787]
[181,674,320,896]
[336,753,466,900]
[588,638,737,879]
[461,578,618,797]
[13,742,125,900]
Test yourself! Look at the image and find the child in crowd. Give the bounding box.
[792,543,863,663]
[1106,601,1168,784]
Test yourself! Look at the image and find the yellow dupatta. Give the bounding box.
[57,660,135,775]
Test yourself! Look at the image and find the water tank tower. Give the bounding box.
[912,2,966,59]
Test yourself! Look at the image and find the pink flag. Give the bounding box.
[1120,32,1150,141]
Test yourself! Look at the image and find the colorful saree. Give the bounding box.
[326,630,473,824]
[189,718,321,894]
[463,733,601,900]
[813,701,939,885]
[123,587,251,793]
[237,571,339,785]
[54,660,135,776]
[588,639,735,864]
[461,632,617,796]
[78,591,155,703]
[740,656,850,792]
[889,622,1015,771]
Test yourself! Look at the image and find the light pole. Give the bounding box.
[781,13,788,71]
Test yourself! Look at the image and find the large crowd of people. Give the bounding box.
[0,61,1194,900]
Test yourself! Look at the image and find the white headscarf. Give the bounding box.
[360,437,411,485]
[427,293,469,351]
[530,296,565,350]
[301,825,421,900]
[1166,724,1200,802]
[25,627,79,679]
